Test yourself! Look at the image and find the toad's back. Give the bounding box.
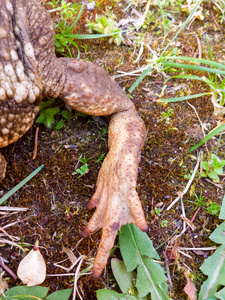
[0,0,42,148]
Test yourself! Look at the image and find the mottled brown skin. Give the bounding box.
[0,0,148,277]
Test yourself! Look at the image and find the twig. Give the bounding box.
[0,227,18,242]
[210,9,223,34]
[179,247,216,251]
[0,206,28,211]
[185,206,201,232]
[164,250,173,288]
[33,127,39,160]
[0,238,26,251]
[73,255,86,300]
[187,102,206,137]
[167,152,201,210]
[0,260,17,280]
[196,36,202,59]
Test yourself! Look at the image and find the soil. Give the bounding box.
[1,1,225,299]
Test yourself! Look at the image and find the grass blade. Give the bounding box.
[189,121,225,152]
[0,164,44,205]
[158,92,211,102]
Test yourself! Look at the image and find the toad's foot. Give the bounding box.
[83,153,147,278]
[83,110,147,278]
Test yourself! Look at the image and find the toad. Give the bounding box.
[0,0,148,278]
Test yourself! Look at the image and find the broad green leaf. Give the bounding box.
[136,258,168,298]
[4,286,49,299]
[207,171,218,181]
[119,225,170,300]
[214,167,223,175]
[45,289,72,300]
[199,244,225,299]
[111,259,134,294]
[215,287,225,299]
[96,289,124,300]
[209,222,225,244]
[119,224,159,272]
[219,195,225,220]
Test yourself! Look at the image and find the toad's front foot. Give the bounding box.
[83,151,148,278]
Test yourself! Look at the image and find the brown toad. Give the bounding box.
[0,0,147,278]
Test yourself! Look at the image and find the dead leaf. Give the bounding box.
[184,271,197,300]
[17,241,46,286]
[63,247,77,264]
[0,272,8,295]
[181,215,196,231]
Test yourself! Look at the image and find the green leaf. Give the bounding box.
[111,259,134,294]
[61,110,70,120]
[211,155,223,169]
[219,195,225,220]
[201,161,209,171]
[96,289,124,300]
[55,120,65,130]
[45,289,72,300]
[200,171,207,178]
[4,286,49,299]
[215,287,225,299]
[39,99,55,110]
[207,171,219,181]
[209,222,225,244]
[136,258,168,298]
[119,224,159,272]
[199,244,225,299]
[119,224,170,300]
[36,113,46,124]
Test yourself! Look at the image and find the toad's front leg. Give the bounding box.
[59,58,147,278]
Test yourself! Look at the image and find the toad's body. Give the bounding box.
[0,0,147,277]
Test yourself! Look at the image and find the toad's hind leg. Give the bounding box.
[0,152,6,183]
